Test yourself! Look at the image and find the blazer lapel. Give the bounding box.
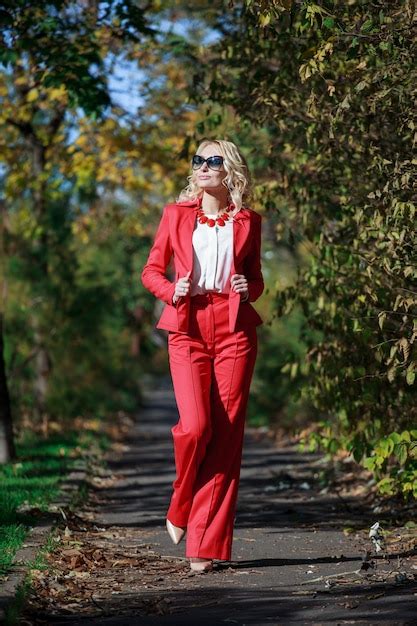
[232,209,250,270]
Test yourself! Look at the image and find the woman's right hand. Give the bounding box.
[172,270,192,304]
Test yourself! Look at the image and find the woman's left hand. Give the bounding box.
[231,274,249,301]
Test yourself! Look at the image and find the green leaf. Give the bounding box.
[363,456,376,471]
[323,18,335,28]
[406,370,415,385]
[388,432,401,444]
[380,437,395,456]
[361,19,373,32]
[394,443,407,465]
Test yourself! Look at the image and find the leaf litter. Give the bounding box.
[19,509,217,623]
[298,520,416,591]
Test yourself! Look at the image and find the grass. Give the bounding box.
[3,526,64,626]
[0,427,110,578]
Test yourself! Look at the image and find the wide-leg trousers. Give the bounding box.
[166,291,258,561]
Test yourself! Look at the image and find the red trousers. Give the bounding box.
[166,292,258,561]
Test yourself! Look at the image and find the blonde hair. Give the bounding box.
[177,139,253,214]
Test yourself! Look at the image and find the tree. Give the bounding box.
[0,0,153,460]
[190,0,416,497]
[0,0,222,461]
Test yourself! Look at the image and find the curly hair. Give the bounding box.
[177,139,253,214]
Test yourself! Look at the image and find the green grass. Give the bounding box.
[4,526,64,626]
[0,428,109,578]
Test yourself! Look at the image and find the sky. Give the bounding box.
[107,16,221,115]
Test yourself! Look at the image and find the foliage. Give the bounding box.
[191,0,416,497]
[0,1,203,428]
[0,0,154,115]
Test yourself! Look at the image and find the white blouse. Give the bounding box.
[190,213,233,295]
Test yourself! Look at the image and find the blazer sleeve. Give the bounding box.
[141,205,176,306]
[243,212,264,302]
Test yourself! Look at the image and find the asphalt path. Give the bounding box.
[21,374,416,625]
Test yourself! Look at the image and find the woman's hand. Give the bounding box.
[172,270,192,304]
[231,274,249,302]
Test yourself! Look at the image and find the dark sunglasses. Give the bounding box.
[191,155,224,171]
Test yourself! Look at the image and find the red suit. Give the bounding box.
[141,196,264,561]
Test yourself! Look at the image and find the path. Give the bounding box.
[21,375,416,625]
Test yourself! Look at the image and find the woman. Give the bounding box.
[141,138,264,572]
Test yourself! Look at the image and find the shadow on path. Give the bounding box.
[21,374,416,625]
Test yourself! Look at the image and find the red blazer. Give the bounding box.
[141,197,264,334]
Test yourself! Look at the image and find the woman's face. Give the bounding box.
[193,144,227,193]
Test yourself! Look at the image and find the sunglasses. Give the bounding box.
[191,155,224,171]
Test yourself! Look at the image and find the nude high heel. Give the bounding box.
[166,518,186,544]
[189,557,214,572]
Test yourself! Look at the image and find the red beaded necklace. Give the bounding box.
[196,205,232,228]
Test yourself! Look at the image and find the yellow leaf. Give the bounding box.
[27,88,39,102]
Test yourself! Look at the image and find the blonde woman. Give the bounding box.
[141,139,264,572]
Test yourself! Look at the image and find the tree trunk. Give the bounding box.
[30,131,52,431]
[0,313,16,463]
[31,313,51,434]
